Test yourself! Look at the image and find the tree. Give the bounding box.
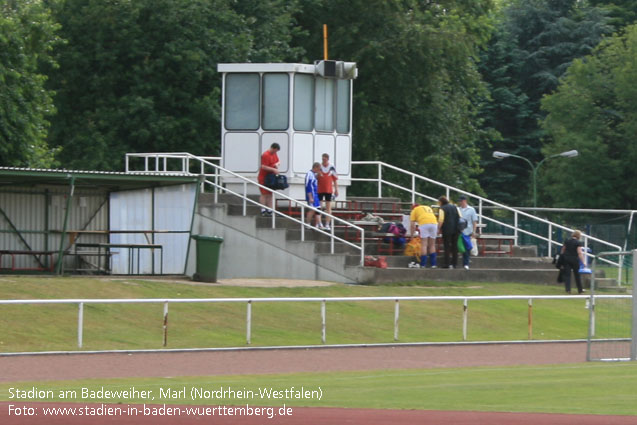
[0,0,60,167]
[477,0,611,205]
[47,0,302,170]
[541,24,637,208]
[589,0,637,30]
[294,0,497,194]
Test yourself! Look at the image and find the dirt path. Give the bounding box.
[0,342,586,382]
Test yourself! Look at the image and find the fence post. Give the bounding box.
[77,302,84,349]
[411,175,416,205]
[163,302,169,347]
[301,207,305,241]
[394,300,400,341]
[321,301,326,344]
[478,199,483,229]
[377,163,382,198]
[591,295,596,338]
[548,224,553,258]
[462,299,468,341]
[514,211,519,246]
[330,225,335,254]
[630,250,637,360]
[360,230,366,266]
[242,182,247,216]
[528,298,533,340]
[246,301,252,345]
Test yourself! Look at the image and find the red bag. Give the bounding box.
[364,255,388,269]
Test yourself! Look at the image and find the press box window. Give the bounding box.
[225,73,260,130]
[336,79,350,133]
[294,74,314,131]
[262,74,289,131]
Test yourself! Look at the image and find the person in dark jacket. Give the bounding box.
[437,196,460,269]
[560,230,587,294]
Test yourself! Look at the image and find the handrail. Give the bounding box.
[125,153,366,266]
[1,294,626,304]
[352,160,623,273]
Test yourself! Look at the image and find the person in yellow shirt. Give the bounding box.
[409,204,438,268]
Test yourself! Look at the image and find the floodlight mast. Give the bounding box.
[492,150,579,207]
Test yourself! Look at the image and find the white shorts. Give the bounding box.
[419,223,437,239]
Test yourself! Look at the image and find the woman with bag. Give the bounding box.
[560,230,587,294]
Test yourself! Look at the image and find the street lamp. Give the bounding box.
[492,150,579,207]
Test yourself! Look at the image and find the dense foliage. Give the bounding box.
[294,0,496,193]
[0,0,60,167]
[47,0,302,170]
[1,0,637,208]
[478,0,611,205]
[541,24,637,208]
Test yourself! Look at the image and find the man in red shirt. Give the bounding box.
[317,153,338,230]
[258,143,281,216]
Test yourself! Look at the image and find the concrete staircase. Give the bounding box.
[191,193,606,286]
[191,193,373,283]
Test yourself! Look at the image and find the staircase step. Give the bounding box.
[364,267,564,285]
[593,278,621,289]
[357,255,556,270]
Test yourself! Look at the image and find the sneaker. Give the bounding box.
[324,225,331,231]
[449,265,454,269]
[464,265,469,270]
[317,223,325,230]
[261,210,268,217]
[408,262,419,268]
[430,265,437,269]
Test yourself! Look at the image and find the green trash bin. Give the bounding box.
[192,235,223,282]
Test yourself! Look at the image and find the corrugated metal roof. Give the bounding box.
[0,166,191,177]
[0,167,199,190]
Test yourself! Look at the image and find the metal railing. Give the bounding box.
[125,153,366,265]
[0,294,628,351]
[351,161,624,274]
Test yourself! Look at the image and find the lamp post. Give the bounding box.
[492,150,578,207]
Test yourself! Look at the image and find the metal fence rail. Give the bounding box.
[1,294,628,351]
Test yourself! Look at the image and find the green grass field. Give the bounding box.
[0,276,627,352]
[2,363,637,415]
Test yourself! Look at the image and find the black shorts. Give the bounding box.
[318,193,333,202]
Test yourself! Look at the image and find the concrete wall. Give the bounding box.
[187,204,354,283]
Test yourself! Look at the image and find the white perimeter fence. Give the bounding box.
[0,294,630,352]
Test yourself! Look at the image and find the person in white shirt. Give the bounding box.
[458,195,478,269]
